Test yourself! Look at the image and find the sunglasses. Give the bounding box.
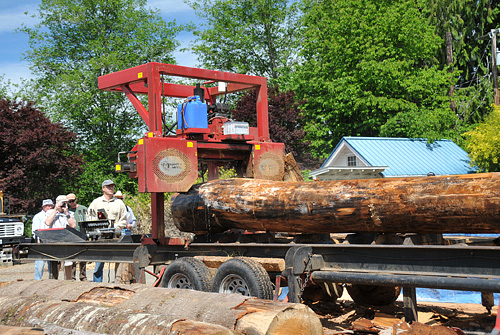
[68,199,76,203]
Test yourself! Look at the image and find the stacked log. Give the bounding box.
[0,280,322,335]
[171,173,500,234]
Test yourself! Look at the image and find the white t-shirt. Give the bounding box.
[45,209,74,229]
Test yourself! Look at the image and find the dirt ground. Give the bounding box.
[0,260,497,334]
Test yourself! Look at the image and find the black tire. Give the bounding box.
[161,257,212,292]
[346,284,401,306]
[211,257,273,300]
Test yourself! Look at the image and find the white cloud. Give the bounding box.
[0,61,32,88]
[173,35,199,68]
[0,2,39,34]
[148,0,192,15]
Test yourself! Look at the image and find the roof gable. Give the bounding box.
[323,137,475,177]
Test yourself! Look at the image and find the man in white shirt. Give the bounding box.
[32,199,53,280]
[45,195,76,279]
[87,179,127,282]
[114,190,136,235]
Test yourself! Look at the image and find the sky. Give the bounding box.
[0,0,200,90]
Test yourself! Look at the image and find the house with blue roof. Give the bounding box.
[310,137,475,181]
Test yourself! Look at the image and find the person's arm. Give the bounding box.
[62,206,76,229]
[115,203,128,230]
[45,209,56,227]
[32,214,40,235]
[128,209,137,229]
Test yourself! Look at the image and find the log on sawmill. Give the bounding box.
[0,280,322,335]
[171,173,500,234]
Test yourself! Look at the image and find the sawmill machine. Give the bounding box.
[98,62,285,245]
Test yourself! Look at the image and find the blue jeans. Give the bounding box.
[93,262,104,282]
[35,260,46,280]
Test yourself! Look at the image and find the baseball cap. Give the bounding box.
[115,191,123,198]
[56,195,68,203]
[42,199,54,207]
[102,179,115,187]
[67,193,76,201]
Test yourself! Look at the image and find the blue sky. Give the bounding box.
[0,0,200,88]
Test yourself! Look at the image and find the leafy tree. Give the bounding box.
[20,0,181,205]
[294,0,454,158]
[232,86,319,169]
[424,0,499,84]
[421,0,499,131]
[188,0,301,82]
[464,105,500,172]
[0,98,82,214]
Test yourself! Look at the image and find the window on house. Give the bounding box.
[347,156,357,166]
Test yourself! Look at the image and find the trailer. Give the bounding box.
[23,63,500,323]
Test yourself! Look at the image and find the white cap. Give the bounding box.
[56,195,68,203]
[42,199,54,207]
[115,191,123,199]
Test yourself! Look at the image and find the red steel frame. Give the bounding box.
[99,62,270,140]
[99,63,281,245]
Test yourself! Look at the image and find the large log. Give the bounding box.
[0,280,322,335]
[171,173,500,234]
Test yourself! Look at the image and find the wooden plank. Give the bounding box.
[194,256,286,272]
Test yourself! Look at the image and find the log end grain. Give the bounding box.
[236,303,323,335]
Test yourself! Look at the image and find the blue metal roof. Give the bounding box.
[322,137,476,177]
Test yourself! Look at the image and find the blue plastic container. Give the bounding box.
[177,95,208,129]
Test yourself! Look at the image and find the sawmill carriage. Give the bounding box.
[26,63,500,322]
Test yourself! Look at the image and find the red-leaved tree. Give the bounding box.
[0,99,82,214]
[232,86,319,169]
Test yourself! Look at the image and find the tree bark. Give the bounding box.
[171,173,500,234]
[0,280,322,335]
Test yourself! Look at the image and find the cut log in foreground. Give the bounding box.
[0,280,322,335]
[171,173,500,234]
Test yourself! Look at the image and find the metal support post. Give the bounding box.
[283,268,301,303]
[151,192,165,244]
[403,287,418,323]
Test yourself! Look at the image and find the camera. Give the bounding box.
[61,202,67,208]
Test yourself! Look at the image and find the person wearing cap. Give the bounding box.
[45,195,77,280]
[87,179,127,282]
[114,191,136,235]
[67,193,88,281]
[32,199,54,280]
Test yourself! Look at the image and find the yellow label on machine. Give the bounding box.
[138,72,143,79]
[115,164,122,172]
[255,144,261,150]
[138,139,144,145]
[187,142,193,148]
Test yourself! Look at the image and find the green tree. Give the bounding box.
[294,0,454,158]
[465,105,500,172]
[20,0,180,205]
[424,0,499,83]
[422,0,499,132]
[188,0,300,82]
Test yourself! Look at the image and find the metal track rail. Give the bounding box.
[23,242,500,279]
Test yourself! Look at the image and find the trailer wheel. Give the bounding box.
[212,257,273,300]
[346,284,401,306]
[161,257,212,292]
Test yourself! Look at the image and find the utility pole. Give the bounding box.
[492,29,499,106]
[478,28,500,106]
